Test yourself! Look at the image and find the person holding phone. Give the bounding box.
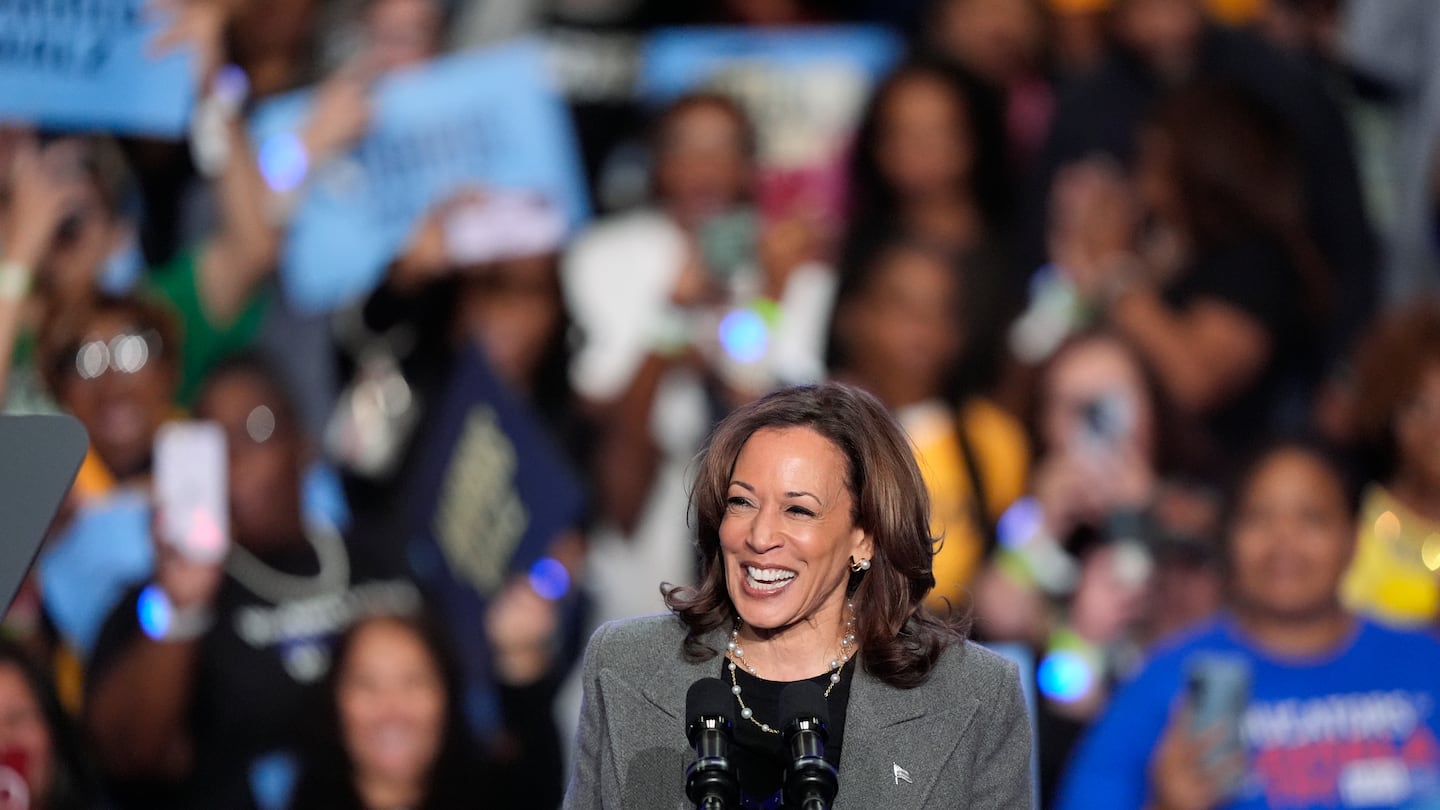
[1055,441,1440,810]
[0,641,99,810]
[562,92,835,626]
[83,357,420,810]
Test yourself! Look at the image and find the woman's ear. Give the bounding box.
[851,528,874,567]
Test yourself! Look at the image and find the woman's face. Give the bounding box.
[196,372,304,553]
[337,620,447,790]
[1229,449,1354,621]
[38,168,125,306]
[365,0,442,72]
[1041,337,1156,462]
[934,0,1045,83]
[842,247,964,405]
[1393,364,1440,491]
[455,255,562,395]
[58,311,175,482]
[720,427,872,635]
[874,74,974,202]
[0,664,53,804]
[654,102,752,230]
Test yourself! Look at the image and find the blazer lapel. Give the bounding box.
[834,660,981,810]
[601,627,730,809]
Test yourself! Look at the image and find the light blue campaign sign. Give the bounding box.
[0,0,196,135]
[638,25,902,102]
[251,39,590,313]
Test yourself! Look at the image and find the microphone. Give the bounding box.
[780,681,839,810]
[685,678,740,810]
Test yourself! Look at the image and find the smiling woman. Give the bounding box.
[563,382,1034,809]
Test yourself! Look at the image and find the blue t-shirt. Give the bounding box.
[1056,616,1440,810]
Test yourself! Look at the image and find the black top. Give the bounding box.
[1162,235,1314,456]
[87,542,418,810]
[721,658,856,810]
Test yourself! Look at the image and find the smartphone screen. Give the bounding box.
[154,422,230,564]
[1186,653,1251,793]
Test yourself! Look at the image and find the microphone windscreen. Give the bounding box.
[687,677,737,726]
[779,680,830,729]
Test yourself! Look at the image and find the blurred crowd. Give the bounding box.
[5,0,1440,807]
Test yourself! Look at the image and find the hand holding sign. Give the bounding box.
[147,0,237,87]
[0,136,91,271]
[0,0,198,136]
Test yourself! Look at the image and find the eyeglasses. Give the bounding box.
[68,330,163,381]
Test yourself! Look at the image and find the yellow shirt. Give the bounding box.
[1341,484,1440,627]
[899,398,1030,615]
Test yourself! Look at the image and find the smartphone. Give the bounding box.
[697,207,759,283]
[1186,653,1251,794]
[1078,392,1133,455]
[154,421,230,564]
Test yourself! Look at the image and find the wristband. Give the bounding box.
[1038,626,1104,704]
[0,260,33,303]
[258,131,311,194]
[137,584,214,642]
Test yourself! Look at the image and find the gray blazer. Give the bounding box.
[563,614,1033,809]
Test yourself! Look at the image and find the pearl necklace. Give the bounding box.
[725,602,857,735]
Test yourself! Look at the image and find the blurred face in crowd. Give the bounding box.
[1229,449,1354,622]
[338,619,447,792]
[33,144,128,306]
[195,371,304,552]
[874,73,975,203]
[365,0,442,72]
[932,0,1046,84]
[1114,0,1205,79]
[720,427,871,635]
[232,0,318,59]
[0,664,53,806]
[1040,335,1156,462]
[654,100,754,230]
[1393,364,1440,493]
[838,246,964,408]
[57,310,175,482]
[454,255,563,395]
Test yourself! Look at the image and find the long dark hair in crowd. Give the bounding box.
[665,383,965,689]
[0,641,99,810]
[1146,80,1332,320]
[848,57,1013,235]
[289,613,479,810]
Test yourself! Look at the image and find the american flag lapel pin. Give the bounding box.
[893,763,912,785]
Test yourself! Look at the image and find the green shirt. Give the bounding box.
[142,247,268,406]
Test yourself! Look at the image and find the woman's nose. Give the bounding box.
[745,506,784,553]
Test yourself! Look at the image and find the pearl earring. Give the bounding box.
[850,557,870,572]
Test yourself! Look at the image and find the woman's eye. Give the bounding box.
[786,506,816,517]
[726,496,752,508]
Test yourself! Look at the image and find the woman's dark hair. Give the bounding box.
[38,293,181,401]
[289,612,479,810]
[847,57,1012,235]
[1145,80,1331,319]
[1348,297,1440,482]
[1223,436,1362,540]
[664,383,965,689]
[650,91,759,162]
[824,232,973,403]
[194,352,303,438]
[0,640,99,810]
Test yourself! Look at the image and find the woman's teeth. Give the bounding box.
[745,566,796,591]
